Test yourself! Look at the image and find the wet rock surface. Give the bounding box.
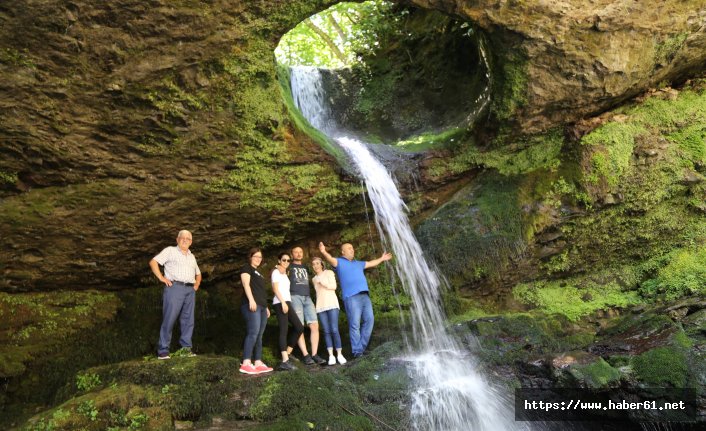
[406,0,706,132]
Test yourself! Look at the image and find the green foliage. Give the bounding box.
[76,373,102,392]
[513,281,640,321]
[632,347,688,387]
[128,412,149,430]
[0,170,18,185]
[275,1,395,67]
[639,246,706,300]
[77,400,99,422]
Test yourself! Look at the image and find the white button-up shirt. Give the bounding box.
[153,246,201,283]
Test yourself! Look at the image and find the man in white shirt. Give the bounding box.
[149,230,202,359]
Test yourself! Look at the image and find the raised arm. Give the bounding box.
[318,242,338,267]
[364,252,393,269]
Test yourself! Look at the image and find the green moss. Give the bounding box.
[669,123,706,165]
[632,347,688,387]
[654,33,688,66]
[23,384,172,431]
[449,302,490,324]
[582,122,645,188]
[569,358,621,389]
[250,371,371,429]
[276,64,342,159]
[490,49,528,121]
[427,129,563,180]
[581,88,706,188]
[513,280,640,321]
[639,246,706,300]
[464,313,595,366]
[394,128,466,152]
[0,47,36,68]
[145,75,206,119]
[0,170,18,185]
[555,89,706,275]
[601,312,674,338]
[417,171,528,284]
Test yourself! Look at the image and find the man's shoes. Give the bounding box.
[311,354,327,365]
[254,363,273,374]
[157,352,170,360]
[328,355,336,366]
[302,355,316,365]
[239,363,258,374]
[277,360,296,371]
[337,354,348,365]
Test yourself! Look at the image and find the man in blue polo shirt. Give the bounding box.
[318,242,392,358]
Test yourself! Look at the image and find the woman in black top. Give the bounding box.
[239,247,273,375]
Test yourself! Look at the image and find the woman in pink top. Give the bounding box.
[312,257,347,365]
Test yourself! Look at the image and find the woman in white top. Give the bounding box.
[312,257,346,365]
[272,252,305,371]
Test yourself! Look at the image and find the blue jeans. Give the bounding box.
[158,282,195,355]
[343,292,374,356]
[241,303,268,361]
[318,308,342,350]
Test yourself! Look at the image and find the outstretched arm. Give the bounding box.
[318,242,338,267]
[364,252,392,269]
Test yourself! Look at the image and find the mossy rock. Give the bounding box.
[631,346,689,388]
[565,357,622,389]
[23,384,173,431]
[462,313,595,366]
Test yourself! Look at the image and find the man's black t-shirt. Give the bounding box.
[239,264,267,307]
[288,263,310,296]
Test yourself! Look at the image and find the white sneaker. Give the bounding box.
[328,355,336,365]
[337,354,347,365]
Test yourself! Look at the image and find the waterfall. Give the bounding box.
[290,66,529,431]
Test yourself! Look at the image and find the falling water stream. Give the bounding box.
[291,61,530,430]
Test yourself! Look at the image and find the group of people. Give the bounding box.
[149,230,392,375]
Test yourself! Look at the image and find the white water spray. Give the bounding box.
[291,65,529,430]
